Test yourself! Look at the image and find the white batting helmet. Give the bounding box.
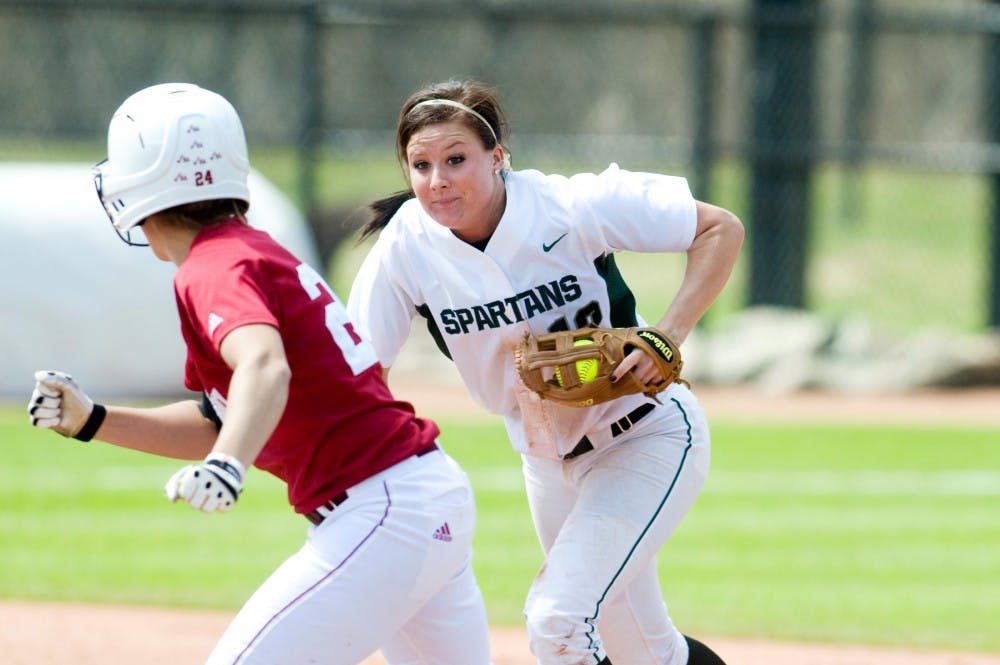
[92,82,250,244]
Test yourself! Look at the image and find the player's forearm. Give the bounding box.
[657,206,744,343]
[96,400,219,460]
[210,353,290,469]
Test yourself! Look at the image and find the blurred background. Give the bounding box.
[2,0,999,396]
[3,6,997,659]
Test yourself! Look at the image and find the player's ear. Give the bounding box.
[493,148,506,175]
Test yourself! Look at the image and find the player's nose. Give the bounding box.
[429,165,449,189]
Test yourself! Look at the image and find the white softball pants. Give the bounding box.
[522,390,711,665]
[206,448,492,665]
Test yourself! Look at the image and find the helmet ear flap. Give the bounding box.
[92,159,149,246]
[96,83,251,238]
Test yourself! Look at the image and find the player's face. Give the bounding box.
[405,121,505,244]
[140,217,170,262]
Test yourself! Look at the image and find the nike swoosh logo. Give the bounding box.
[542,233,568,252]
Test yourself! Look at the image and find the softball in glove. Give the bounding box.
[515,327,684,408]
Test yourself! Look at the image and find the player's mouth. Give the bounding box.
[431,197,461,209]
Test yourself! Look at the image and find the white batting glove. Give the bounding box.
[27,370,106,441]
[165,452,245,513]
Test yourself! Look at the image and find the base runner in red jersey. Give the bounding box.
[27,83,491,665]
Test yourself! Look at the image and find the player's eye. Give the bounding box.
[411,160,428,171]
[447,155,465,166]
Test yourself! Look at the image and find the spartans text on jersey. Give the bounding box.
[440,275,582,334]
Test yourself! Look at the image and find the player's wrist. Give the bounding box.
[652,325,686,346]
[164,453,244,513]
[72,403,106,442]
[204,451,246,489]
[202,453,244,509]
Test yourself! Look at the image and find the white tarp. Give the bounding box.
[0,162,321,398]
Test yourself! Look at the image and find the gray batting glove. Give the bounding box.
[165,452,245,513]
[28,370,106,441]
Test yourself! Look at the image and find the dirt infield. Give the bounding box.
[2,599,999,665]
[390,377,1000,429]
[3,385,997,664]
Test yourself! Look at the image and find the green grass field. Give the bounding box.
[1,406,997,652]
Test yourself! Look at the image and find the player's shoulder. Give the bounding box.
[509,163,638,196]
[505,168,578,209]
[506,167,579,193]
[565,163,693,205]
[181,222,283,278]
[507,166,631,214]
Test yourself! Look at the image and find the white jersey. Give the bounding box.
[347,164,697,459]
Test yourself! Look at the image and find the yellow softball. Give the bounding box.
[555,339,598,387]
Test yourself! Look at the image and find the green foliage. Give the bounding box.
[2,140,993,334]
[315,154,991,335]
[809,165,990,333]
[250,146,406,212]
[0,137,104,163]
[1,407,997,651]
[602,161,991,334]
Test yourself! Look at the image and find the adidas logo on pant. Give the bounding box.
[433,523,452,542]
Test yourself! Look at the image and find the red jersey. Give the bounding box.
[173,219,439,513]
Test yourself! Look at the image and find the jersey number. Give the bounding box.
[296,264,378,375]
[547,300,602,332]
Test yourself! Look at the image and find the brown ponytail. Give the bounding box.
[359,189,415,240]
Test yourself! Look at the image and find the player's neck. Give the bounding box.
[462,177,507,249]
[144,216,198,266]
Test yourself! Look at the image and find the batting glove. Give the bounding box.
[165,452,245,513]
[28,370,106,441]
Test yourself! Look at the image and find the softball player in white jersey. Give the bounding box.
[347,79,743,665]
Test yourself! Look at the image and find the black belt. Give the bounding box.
[304,442,439,526]
[305,491,349,526]
[562,403,656,461]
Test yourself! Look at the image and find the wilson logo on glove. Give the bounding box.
[637,329,675,362]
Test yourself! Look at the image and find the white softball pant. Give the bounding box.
[521,390,711,665]
[206,447,492,665]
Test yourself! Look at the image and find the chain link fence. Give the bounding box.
[1,0,998,336]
